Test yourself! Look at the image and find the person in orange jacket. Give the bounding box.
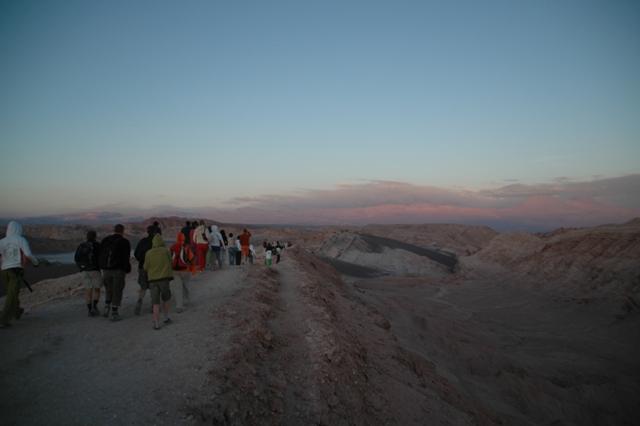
[239,228,252,264]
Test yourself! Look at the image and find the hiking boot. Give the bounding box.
[163,318,172,325]
[103,305,111,318]
[92,306,100,316]
[134,299,142,316]
[110,312,122,322]
[153,321,161,330]
[16,307,24,320]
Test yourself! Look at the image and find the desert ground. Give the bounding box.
[1,219,639,425]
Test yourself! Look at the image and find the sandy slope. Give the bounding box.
[187,247,639,425]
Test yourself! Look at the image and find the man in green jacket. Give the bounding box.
[143,234,173,330]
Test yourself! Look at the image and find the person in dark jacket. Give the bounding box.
[219,229,228,264]
[180,221,191,245]
[74,230,102,317]
[133,225,157,315]
[99,224,131,322]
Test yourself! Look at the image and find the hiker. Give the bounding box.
[180,221,191,246]
[0,221,39,328]
[170,232,194,313]
[263,241,273,267]
[239,228,252,264]
[188,221,198,250]
[248,244,256,264]
[99,224,132,322]
[219,229,229,265]
[74,230,102,317]
[143,234,173,330]
[275,241,283,264]
[207,225,225,270]
[193,220,208,272]
[133,225,158,315]
[227,233,236,266]
[262,240,274,267]
[235,236,242,266]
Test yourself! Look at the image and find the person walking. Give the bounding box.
[227,233,236,266]
[219,229,228,265]
[0,221,39,328]
[188,221,198,249]
[170,232,194,313]
[239,228,252,264]
[133,225,157,315]
[180,221,191,245]
[207,225,225,270]
[235,236,242,266]
[193,221,208,272]
[74,230,102,317]
[143,234,173,330]
[99,224,131,322]
[263,241,273,267]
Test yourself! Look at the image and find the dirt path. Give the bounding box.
[190,253,382,425]
[264,260,324,423]
[0,266,250,426]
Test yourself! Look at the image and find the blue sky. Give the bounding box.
[1,0,638,226]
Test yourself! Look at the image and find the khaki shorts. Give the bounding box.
[149,279,172,305]
[83,271,102,289]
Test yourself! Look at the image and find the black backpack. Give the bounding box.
[75,241,97,271]
[99,236,119,270]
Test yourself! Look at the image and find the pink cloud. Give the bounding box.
[210,175,640,230]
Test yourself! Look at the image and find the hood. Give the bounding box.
[152,234,165,248]
[5,221,23,237]
[210,225,218,233]
[176,232,185,245]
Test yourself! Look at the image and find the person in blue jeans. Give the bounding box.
[206,225,225,270]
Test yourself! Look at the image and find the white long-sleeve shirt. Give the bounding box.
[206,225,225,248]
[193,225,208,245]
[0,221,39,270]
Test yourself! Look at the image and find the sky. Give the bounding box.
[1,0,639,229]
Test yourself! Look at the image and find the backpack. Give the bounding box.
[75,241,96,270]
[99,236,119,270]
[172,246,193,270]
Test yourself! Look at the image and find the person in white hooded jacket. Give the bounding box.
[0,221,39,328]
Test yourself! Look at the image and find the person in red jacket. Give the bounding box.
[192,220,209,272]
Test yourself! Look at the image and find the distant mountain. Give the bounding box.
[0,212,143,225]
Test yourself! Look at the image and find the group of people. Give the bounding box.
[73,221,227,329]
[178,221,256,270]
[0,220,289,330]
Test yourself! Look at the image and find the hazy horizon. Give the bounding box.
[2,174,639,232]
